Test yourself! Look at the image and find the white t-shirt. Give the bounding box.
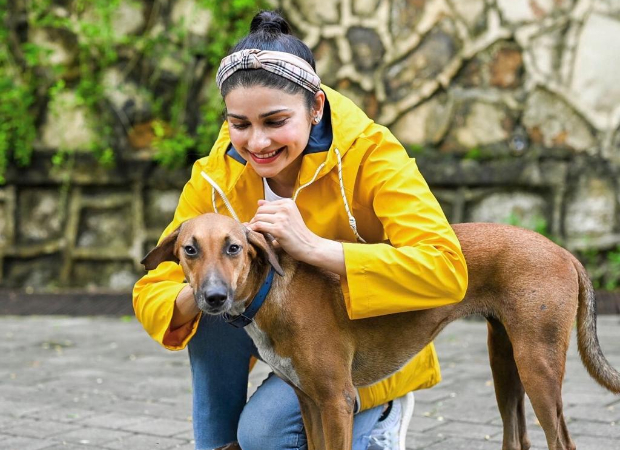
[263,178,289,202]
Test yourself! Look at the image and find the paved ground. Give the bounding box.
[1,315,619,450]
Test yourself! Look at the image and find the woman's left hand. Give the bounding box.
[247,199,347,276]
[247,199,320,262]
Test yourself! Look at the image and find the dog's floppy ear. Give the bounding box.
[246,229,285,276]
[141,226,181,271]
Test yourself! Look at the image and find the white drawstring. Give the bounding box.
[201,171,240,222]
[211,183,218,215]
[334,148,366,243]
[292,162,326,201]
[201,147,365,243]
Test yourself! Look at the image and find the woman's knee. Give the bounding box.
[237,375,305,450]
[237,403,305,449]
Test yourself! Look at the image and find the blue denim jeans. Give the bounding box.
[188,314,384,450]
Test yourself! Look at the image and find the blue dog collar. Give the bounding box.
[225,267,276,328]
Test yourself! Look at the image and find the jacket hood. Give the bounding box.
[201,84,375,192]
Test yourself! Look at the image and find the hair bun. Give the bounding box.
[250,10,292,35]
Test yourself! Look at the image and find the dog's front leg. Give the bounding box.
[305,382,356,450]
[295,379,356,449]
[294,388,324,450]
[318,384,356,450]
[320,401,354,450]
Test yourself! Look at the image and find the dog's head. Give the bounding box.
[141,213,283,315]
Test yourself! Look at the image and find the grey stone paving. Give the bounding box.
[0,315,619,450]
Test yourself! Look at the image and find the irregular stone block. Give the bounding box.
[77,206,133,250]
[490,47,523,89]
[593,0,620,14]
[156,51,187,81]
[314,39,342,87]
[390,0,426,40]
[28,27,78,67]
[611,127,620,164]
[116,1,146,36]
[385,23,459,101]
[450,0,486,35]
[0,198,6,247]
[392,93,453,145]
[527,26,564,80]
[82,0,145,39]
[442,101,513,151]
[467,192,548,231]
[565,173,616,239]
[71,261,139,290]
[40,91,98,152]
[497,0,570,24]
[293,0,340,24]
[171,0,212,37]
[571,13,620,115]
[145,190,182,232]
[17,189,63,244]
[353,0,382,16]
[454,40,522,89]
[455,57,483,88]
[3,254,62,289]
[347,27,385,73]
[102,68,152,124]
[523,89,596,153]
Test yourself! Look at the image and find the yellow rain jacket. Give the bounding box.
[133,85,468,411]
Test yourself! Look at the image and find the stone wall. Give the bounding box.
[0,155,190,291]
[1,0,620,291]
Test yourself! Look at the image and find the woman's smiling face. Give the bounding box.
[224,86,324,188]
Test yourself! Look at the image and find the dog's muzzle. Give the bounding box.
[196,279,232,314]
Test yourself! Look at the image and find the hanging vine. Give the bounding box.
[0,0,269,182]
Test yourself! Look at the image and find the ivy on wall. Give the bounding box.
[0,0,268,182]
[0,0,37,183]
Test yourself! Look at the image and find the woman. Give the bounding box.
[133,10,468,450]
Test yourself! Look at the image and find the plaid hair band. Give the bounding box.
[216,49,321,94]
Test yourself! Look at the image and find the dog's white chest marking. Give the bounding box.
[246,322,301,389]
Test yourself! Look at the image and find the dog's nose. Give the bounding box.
[205,287,228,308]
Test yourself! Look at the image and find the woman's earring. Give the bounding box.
[313,115,321,124]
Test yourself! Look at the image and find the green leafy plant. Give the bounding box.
[0,0,37,183]
[579,246,620,291]
[464,146,482,160]
[603,247,620,291]
[505,212,553,238]
[405,143,426,156]
[0,0,268,183]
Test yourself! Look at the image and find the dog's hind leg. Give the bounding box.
[510,328,576,450]
[487,317,531,450]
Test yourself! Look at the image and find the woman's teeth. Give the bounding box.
[253,148,282,159]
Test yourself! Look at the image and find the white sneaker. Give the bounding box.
[367,391,415,450]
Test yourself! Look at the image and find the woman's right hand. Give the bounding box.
[171,284,200,330]
[162,285,201,347]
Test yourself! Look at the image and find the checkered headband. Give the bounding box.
[216,49,321,94]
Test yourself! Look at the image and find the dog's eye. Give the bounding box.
[184,245,198,256]
[227,244,241,255]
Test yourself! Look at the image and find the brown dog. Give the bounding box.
[142,213,620,450]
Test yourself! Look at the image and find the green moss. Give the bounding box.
[0,0,269,182]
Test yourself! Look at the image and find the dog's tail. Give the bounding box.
[573,255,620,393]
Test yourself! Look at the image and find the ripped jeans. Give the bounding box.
[188,314,384,450]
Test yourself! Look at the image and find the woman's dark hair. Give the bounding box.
[220,11,317,112]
